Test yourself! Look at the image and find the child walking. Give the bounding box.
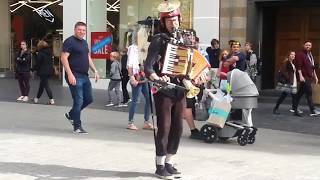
[105,51,122,107]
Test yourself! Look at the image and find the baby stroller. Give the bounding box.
[199,69,259,146]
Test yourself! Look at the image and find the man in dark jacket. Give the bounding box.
[292,41,320,116]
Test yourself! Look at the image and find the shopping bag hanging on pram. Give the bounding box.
[207,100,231,128]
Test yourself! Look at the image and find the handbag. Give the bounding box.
[276,82,297,94]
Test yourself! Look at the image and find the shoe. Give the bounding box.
[143,122,154,130]
[105,103,114,107]
[190,129,203,140]
[128,99,132,102]
[165,163,181,177]
[155,165,174,180]
[127,123,138,130]
[290,109,303,114]
[273,108,280,115]
[114,104,123,107]
[48,99,55,105]
[119,103,128,107]
[22,96,29,102]
[73,127,88,134]
[294,111,303,117]
[64,113,74,126]
[17,96,24,101]
[310,110,320,117]
[33,98,39,104]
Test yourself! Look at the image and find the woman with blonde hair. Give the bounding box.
[33,40,55,104]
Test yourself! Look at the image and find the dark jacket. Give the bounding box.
[121,54,129,77]
[206,47,220,68]
[280,60,295,85]
[295,50,315,81]
[15,50,31,73]
[144,33,185,100]
[34,48,54,76]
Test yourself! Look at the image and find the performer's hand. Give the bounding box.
[68,73,76,86]
[159,75,170,83]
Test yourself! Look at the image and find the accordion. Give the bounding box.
[161,43,210,79]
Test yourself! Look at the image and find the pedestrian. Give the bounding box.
[218,49,230,92]
[33,40,55,105]
[292,41,320,117]
[105,51,122,107]
[273,50,298,115]
[15,40,31,102]
[61,21,100,134]
[120,48,131,105]
[206,38,220,68]
[126,42,153,130]
[244,42,258,82]
[144,2,185,179]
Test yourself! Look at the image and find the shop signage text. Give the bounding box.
[91,32,113,59]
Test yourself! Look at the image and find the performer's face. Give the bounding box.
[165,16,180,33]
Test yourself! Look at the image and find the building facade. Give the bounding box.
[221,0,320,89]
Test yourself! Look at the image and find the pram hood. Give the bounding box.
[227,69,259,97]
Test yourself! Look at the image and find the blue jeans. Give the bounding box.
[128,82,150,123]
[68,76,93,129]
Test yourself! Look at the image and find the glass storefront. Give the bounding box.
[86,0,193,80]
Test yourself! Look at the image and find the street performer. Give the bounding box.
[144,0,186,179]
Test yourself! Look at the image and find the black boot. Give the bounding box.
[294,111,303,117]
[273,108,280,115]
[155,165,173,180]
[190,129,203,140]
[165,163,181,178]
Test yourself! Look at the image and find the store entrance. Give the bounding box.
[9,0,63,79]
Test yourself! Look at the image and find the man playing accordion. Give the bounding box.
[144,1,185,179]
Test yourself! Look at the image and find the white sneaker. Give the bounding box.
[22,96,29,102]
[33,98,39,104]
[17,96,24,101]
[290,109,303,114]
[105,103,114,107]
[310,110,320,117]
[48,99,55,105]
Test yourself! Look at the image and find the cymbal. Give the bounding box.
[157,0,181,12]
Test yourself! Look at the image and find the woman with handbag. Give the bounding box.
[273,50,298,115]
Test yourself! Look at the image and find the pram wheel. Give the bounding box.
[200,124,218,143]
[247,135,255,144]
[237,129,250,146]
[237,135,248,146]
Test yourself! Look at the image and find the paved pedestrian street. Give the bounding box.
[0,101,320,180]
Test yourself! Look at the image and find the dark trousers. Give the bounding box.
[17,72,30,96]
[293,80,315,112]
[274,91,295,110]
[154,93,186,156]
[121,76,130,102]
[37,76,53,99]
[68,76,93,129]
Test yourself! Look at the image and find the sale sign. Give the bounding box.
[91,32,112,59]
